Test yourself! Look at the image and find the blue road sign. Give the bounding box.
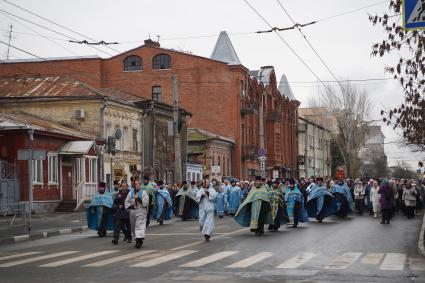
[404,0,425,30]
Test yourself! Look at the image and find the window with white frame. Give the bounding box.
[48,154,58,184]
[88,158,97,183]
[132,128,138,152]
[75,158,84,183]
[123,127,129,150]
[32,159,43,184]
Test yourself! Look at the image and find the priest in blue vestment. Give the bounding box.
[285,179,309,228]
[306,177,337,222]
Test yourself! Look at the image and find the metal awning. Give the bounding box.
[59,141,95,155]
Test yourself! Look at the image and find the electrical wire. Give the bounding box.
[0,8,113,57]
[275,0,345,91]
[241,0,326,87]
[1,0,121,54]
[0,39,46,60]
[0,11,80,56]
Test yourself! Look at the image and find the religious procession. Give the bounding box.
[86,175,425,249]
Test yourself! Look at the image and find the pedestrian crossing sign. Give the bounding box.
[403,0,425,30]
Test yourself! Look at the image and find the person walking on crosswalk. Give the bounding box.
[268,179,288,231]
[125,180,149,249]
[234,175,272,236]
[196,180,217,242]
[285,178,309,228]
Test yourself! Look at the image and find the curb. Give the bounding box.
[0,226,88,246]
[419,212,425,257]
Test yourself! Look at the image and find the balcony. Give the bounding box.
[242,145,258,160]
[240,100,257,115]
[267,111,282,122]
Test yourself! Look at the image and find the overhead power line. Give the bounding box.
[0,8,113,57]
[1,0,120,54]
[0,39,46,60]
[241,0,326,87]
[275,0,345,91]
[0,10,80,56]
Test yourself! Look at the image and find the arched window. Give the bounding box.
[152,53,171,70]
[123,55,142,71]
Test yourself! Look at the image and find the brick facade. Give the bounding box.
[0,39,299,179]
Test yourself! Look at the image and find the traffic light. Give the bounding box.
[108,136,116,155]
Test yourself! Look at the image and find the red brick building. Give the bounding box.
[0,31,299,179]
[0,113,99,213]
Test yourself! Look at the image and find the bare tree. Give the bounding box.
[321,82,372,177]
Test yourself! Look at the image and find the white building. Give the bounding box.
[298,117,332,178]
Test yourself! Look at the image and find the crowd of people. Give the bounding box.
[87,175,425,249]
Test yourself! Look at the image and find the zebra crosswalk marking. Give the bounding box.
[39,251,118,267]
[408,257,425,271]
[0,252,43,261]
[131,250,197,267]
[380,253,406,271]
[276,252,316,269]
[361,253,384,265]
[181,251,238,268]
[226,252,274,268]
[0,251,79,267]
[83,250,157,267]
[325,252,362,269]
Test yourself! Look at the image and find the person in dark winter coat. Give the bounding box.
[112,183,131,245]
[378,181,394,224]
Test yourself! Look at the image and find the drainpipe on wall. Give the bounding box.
[99,100,108,183]
[140,110,145,176]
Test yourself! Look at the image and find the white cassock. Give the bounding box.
[196,186,217,236]
[125,190,149,239]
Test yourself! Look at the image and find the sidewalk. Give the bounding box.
[0,211,88,245]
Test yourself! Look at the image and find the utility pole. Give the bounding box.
[172,75,182,183]
[6,24,13,60]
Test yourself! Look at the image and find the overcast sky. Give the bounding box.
[1,0,424,170]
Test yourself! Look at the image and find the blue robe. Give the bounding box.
[228,186,241,214]
[306,184,338,219]
[156,188,173,220]
[87,192,115,231]
[332,183,355,214]
[222,185,231,213]
[215,191,225,216]
[285,186,309,223]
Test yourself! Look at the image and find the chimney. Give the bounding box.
[144,39,160,47]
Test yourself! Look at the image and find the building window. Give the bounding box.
[152,53,171,69]
[48,154,58,184]
[132,128,138,152]
[152,86,162,102]
[123,55,142,71]
[75,158,84,183]
[32,160,43,184]
[115,126,121,150]
[105,125,112,139]
[88,158,97,183]
[123,127,129,150]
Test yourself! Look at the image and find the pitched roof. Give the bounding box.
[188,128,235,144]
[0,112,93,139]
[0,76,144,105]
[210,31,241,65]
[278,74,295,100]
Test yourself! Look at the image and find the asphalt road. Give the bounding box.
[0,213,424,283]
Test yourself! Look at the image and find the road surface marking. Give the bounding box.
[132,250,197,267]
[325,252,362,269]
[408,257,425,271]
[276,252,316,269]
[380,253,406,270]
[0,252,43,261]
[226,252,274,268]
[83,250,157,267]
[170,228,247,251]
[0,251,79,267]
[181,251,238,267]
[361,253,384,265]
[39,250,118,267]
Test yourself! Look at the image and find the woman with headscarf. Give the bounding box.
[370,180,381,218]
[378,180,394,224]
